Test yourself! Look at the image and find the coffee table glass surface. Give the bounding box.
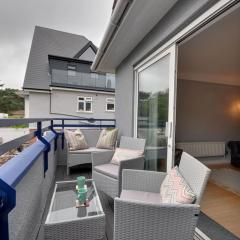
[46,179,104,223]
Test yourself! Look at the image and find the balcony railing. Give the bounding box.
[0,117,115,240]
[49,56,115,91]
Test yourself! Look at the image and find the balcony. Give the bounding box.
[49,55,115,92]
[0,118,221,240]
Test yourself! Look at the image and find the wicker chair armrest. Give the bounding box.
[114,198,200,240]
[119,156,144,172]
[92,150,115,166]
[122,169,167,193]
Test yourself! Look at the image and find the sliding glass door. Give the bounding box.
[135,45,177,172]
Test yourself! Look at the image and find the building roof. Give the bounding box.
[23,26,97,90]
[91,0,177,72]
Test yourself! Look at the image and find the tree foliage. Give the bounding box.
[0,88,24,114]
[138,90,169,128]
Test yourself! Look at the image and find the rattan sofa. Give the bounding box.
[114,152,211,240]
[66,129,113,175]
[92,136,146,198]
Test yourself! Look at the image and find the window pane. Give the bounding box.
[68,70,76,76]
[86,102,92,111]
[85,97,92,101]
[68,65,76,76]
[137,55,170,172]
[78,102,84,111]
[78,97,84,101]
[107,103,115,110]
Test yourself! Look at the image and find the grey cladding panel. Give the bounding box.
[23,26,91,90]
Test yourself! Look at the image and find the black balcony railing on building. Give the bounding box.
[49,55,115,91]
[0,117,116,240]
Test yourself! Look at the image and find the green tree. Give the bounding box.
[0,88,24,114]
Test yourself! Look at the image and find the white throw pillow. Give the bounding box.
[64,129,88,150]
[111,148,144,165]
[160,166,196,204]
[96,129,118,150]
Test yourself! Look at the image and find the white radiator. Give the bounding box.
[176,142,225,158]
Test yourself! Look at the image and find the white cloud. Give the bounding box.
[0,0,113,89]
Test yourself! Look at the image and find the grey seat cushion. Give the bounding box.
[69,147,112,154]
[120,190,161,204]
[94,163,119,179]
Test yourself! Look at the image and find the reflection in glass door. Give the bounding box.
[135,46,177,172]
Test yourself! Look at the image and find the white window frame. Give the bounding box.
[105,98,115,112]
[77,96,93,113]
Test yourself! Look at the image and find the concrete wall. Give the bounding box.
[9,136,56,240]
[51,89,115,119]
[115,0,218,136]
[27,90,115,119]
[176,79,240,142]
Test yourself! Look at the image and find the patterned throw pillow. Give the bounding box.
[64,129,88,150]
[96,129,118,150]
[160,166,196,204]
[110,148,144,165]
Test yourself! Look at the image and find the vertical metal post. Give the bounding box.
[61,120,65,149]
[0,180,16,240]
[50,120,58,151]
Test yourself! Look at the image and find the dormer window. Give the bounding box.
[67,65,76,76]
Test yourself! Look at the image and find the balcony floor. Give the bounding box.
[36,164,239,240]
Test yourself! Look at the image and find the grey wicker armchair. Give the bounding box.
[92,136,146,199]
[114,152,211,240]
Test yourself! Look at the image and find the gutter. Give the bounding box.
[91,0,133,72]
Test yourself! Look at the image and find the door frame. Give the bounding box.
[134,44,177,172]
[133,0,239,172]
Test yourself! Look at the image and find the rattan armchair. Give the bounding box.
[92,136,146,199]
[114,152,211,240]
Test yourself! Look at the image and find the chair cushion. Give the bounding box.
[120,190,161,204]
[96,129,118,150]
[94,163,119,179]
[69,147,112,154]
[64,129,88,150]
[110,148,144,165]
[160,166,196,204]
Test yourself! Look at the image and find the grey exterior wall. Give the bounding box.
[115,0,218,136]
[51,89,115,119]
[27,89,115,120]
[176,79,240,142]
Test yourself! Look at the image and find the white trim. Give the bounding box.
[134,0,236,70]
[105,97,115,112]
[50,86,115,95]
[25,89,51,94]
[76,96,93,113]
[133,0,238,172]
[134,45,177,172]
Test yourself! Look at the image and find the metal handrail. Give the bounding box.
[0,117,116,127]
[0,118,115,154]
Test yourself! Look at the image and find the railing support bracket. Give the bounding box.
[35,122,51,177]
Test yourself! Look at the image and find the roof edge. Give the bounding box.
[91,0,132,72]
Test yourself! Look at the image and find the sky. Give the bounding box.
[0,0,113,89]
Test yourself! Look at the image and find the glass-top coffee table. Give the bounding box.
[44,179,105,240]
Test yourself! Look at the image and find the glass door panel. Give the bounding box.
[136,45,177,172]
